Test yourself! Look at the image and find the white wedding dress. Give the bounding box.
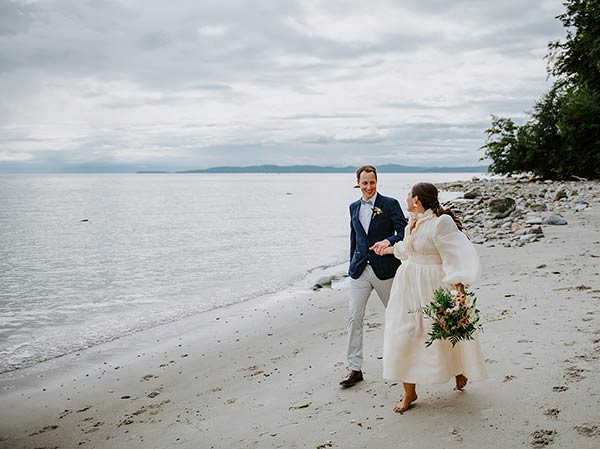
[383,209,487,384]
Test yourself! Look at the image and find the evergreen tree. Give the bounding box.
[482,0,600,179]
[547,0,600,89]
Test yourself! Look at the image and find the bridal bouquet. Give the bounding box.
[414,287,481,347]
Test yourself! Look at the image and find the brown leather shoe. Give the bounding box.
[339,370,363,387]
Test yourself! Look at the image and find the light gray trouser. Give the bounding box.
[346,264,393,371]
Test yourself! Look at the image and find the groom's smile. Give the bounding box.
[359,171,377,200]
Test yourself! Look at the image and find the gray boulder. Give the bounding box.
[463,189,481,199]
[526,226,544,235]
[311,275,335,290]
[554,190,567,201]
[489,197,516,218]
[530,203,548,212]
[542,215,568,225]
[525,216,543,225]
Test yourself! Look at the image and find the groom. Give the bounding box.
[340,165,407,387]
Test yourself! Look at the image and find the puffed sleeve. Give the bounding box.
[393,240,409,260]
[433,214,481,285]
[392,221,412,260]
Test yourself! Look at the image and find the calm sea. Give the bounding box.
[0,173,475,374]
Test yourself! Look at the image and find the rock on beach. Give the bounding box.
[439,176,599,248]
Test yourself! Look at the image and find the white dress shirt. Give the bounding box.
[359,192,377,234]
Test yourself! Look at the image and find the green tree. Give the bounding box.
[481,116,521,175]
[547,0,600,89]
[482,0,600,179]
[558,84,600,178]
[519,87,566,179]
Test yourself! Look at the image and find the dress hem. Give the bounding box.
[382,371,488,385]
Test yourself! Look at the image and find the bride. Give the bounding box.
[373,182,487,413]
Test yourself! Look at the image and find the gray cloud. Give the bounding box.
[0,0,566,171]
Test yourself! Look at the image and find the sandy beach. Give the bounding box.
[1,178,599,449]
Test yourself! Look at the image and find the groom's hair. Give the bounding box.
[356,165,377,181]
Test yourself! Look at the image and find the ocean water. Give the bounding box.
[0,173,475,374]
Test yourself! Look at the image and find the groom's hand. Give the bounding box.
[370,239,390,255]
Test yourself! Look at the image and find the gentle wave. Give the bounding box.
[0,256,349,374]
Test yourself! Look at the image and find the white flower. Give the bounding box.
[371,206,384,219]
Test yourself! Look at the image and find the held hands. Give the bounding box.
[370,239,394,256]
[454,283,465,292]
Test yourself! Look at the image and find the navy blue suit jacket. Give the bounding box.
[348,193,407,280]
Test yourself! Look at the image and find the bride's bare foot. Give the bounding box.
[393,393,418,413]
[454,374,468,391]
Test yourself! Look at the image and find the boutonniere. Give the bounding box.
[372,206,383,220]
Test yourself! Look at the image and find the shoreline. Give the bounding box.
[0,259,349,377]
[0,258,351,381]
[1,177,599,448]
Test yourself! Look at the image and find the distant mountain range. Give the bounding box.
[137,164,488,174]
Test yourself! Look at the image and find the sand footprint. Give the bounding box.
[543,408,560,419]
[574,423,600,438]
[529,429,557,448]
[563,364,587,383]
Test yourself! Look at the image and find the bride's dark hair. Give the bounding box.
[411,182,466,233]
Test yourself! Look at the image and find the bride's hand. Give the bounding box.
[370,241,394,256]
[370,239,390,254]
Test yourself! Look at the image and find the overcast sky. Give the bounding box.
[0,0,566,172]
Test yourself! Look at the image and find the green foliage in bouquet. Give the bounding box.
[413,287,481,348]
